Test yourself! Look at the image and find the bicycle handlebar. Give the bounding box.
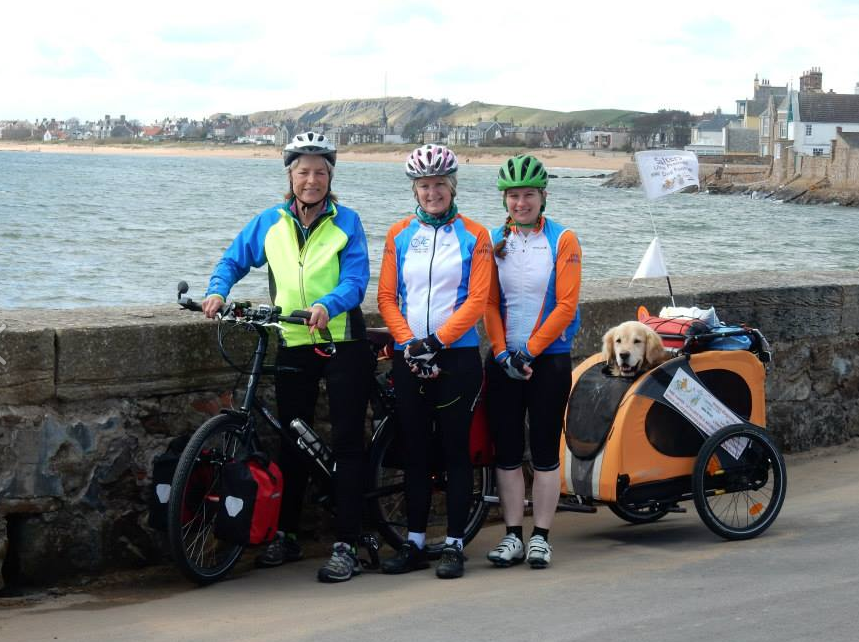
[176,281,336,354]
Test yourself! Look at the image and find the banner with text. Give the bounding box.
[634,150,700,200]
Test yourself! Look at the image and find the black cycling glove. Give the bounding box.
[496,349,533,380]
[405,335,443,378]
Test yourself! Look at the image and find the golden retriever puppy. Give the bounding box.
[602,321,669,377]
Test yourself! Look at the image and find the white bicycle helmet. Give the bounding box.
[283,131,337,167]
[405,144,458,179]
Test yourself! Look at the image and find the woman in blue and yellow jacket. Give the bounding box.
[202,132,372,584]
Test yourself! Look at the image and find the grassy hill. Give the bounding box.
[447,102,643,127]
[246,97,644,128]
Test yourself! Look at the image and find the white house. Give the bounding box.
[579,129,629,150]
[246,126,277,145]
[685,111,742,155]
[787,91,859,156]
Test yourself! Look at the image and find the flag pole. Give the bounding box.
[645,202,676,306]
[666,275,676,307]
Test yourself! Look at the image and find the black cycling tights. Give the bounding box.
[392,347,482,539]
[486,352,572,472]
[275,340,374,543]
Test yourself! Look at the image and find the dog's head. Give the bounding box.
[602,320,668,377]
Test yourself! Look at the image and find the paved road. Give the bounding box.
[2,442,858,642]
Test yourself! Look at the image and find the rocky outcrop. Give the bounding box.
[249,97,456,128]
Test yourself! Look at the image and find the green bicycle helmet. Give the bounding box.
[497,155,548,211]
[497,155,549,191]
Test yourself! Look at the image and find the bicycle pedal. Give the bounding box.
[665,504,687,513]
[358,534,380,569]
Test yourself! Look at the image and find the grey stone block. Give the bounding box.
[53,307,250,401]
[0,327,55,405]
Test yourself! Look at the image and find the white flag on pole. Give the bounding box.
[632,237,669,280]
[634,150,700,200]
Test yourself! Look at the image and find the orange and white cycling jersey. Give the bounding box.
[485,216,582,359]
[378,213,492,349]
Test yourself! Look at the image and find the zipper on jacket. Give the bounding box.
[425,224,439,336]
[296,216,332,345]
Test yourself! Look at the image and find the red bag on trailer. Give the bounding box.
[641,315,709,349]
[215,453,283,545]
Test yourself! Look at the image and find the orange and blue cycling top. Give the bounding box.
[206,199,370,347]
[377,212,492,349]
[484,216,582,359]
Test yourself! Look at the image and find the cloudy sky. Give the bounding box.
[2,0,858,123]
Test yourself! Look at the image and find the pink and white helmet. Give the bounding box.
[405,144,458,179]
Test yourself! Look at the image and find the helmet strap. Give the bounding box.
[502,189,547,213]
[291,194,329,226]
[289,175,331,211]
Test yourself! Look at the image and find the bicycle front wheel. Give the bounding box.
[367,415,494,558]
[692,423,787,540]
[167,413,252,584]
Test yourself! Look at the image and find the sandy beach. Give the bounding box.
[0,141,628,171]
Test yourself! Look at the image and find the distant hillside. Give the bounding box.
[248,97,455,127]
[447,102,643,127]
[245,97,644,128]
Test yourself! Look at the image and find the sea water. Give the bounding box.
[1,150,858,309]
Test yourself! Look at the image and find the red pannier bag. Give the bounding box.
[469,379,494,466]
[641,315,709,349]
[215,453,283,545]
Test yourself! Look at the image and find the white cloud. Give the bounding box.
[2,0,859,122]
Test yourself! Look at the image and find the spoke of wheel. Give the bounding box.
[185,510,211,566]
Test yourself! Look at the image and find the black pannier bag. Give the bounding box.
[148,434,191,531]
[214,453,283,545]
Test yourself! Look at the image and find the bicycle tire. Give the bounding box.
[367,414,494,558]
[167,413,252,584]
[607,502,670,524]
[692,423,787,540]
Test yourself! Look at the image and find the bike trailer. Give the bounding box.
[560,349,766,504]
[214,453,283,545]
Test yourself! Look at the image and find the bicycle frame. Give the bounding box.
[218,313,394,501]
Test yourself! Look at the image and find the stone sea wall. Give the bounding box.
[1,271,858,589]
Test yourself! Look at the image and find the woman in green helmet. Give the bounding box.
[483,154,583,569]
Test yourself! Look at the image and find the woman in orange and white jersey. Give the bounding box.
[484,155,582,570]
[377,144,492,579]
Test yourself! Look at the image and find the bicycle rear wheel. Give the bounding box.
[167,414,252,584]
[367,415,494,558]
[692,423,786,540]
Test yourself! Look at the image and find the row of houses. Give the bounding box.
[0,114,265,144]
[0,110,638,150]
[0,115,142,141]
[686,69,859,160]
